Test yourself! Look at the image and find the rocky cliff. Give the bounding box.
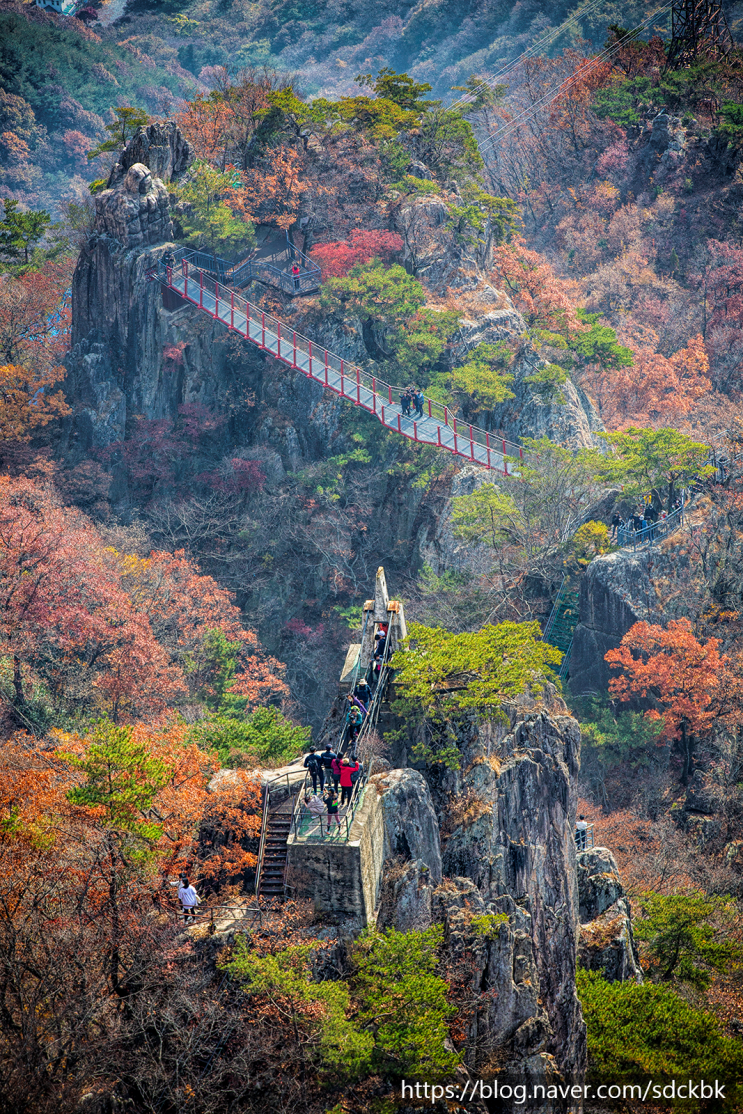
[569,526,701,695]
[371,691,588,1093]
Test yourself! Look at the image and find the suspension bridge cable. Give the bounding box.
[477,0,675,157]
[447,0,623,113]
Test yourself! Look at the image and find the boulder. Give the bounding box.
[372,767,442,883]
[376,857,434,931]
[107,120,191,187]
[576,847,624,920]
[430,698,586,1081]
[577,847,642,983]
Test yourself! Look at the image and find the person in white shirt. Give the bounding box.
[575,815,588,851]
[177,876,200,919]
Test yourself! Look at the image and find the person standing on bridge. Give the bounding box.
[575,815,588,851]
[292,263,301,292]
[324,787,341,834]
[330,753,342,792]
[355,678,372,707]
[304,748,324,794]
[321,742,337,783]
[348,691,367,716]
[413,388,425,420]
[400,388,412,416]
[347,703,363,743]
[339,757,360,806]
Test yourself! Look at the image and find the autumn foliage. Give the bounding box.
[605,619,729,781]
[310,229,404,278]
[0,475,286,725]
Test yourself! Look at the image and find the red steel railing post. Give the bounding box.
[214,284,219,320]
[413,421,418,441]
[388,385,392,404]
[199,269,203,309]
[184,264,188,300]
[166,265,172,285]
[309,340,313,375]
[262,313,265,348]
[372,378,376,411]
[277,322,281,359]
[453,430,458,454]
[357,367,361,403]
[230,290,234,330]
[293,331,297,368]
[444,405,449,426]
[437,427,442,447]
[382,405,385,425]
[428,399,432,417]
[398,414,402,433]
[339,358,343,394]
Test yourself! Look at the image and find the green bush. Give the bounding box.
[187,706,310,767]
[578,970,743,1111]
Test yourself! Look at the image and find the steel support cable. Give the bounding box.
[478,1,675,157]
[447,0,621,112]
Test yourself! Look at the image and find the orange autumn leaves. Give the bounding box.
[0,475,286,724]
[2,724,262,915]
[593,335,712,430]
[606,618,737,744]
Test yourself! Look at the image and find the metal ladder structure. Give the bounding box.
[543,575,581,683]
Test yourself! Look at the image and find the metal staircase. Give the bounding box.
[543,576,581,682]
[257,809,292,898]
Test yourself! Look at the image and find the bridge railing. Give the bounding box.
[158,244,321,295]
[159,255,525,472]
[616,503,684,551]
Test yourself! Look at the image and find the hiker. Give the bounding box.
[305,792,326,822]
[323,787,341,833]
[339,757,360,805]
[347,703,363,742]
[354,678,372,707]
[304,748,324,793]
[413,388,425,419]
[631,511,643,534]
[575,815,588,851]
[399,388,411,416]
[178,876,200,920]
[374,631,387,660]
[348,691,367,716]
[292,262,301,292]
[163,249,175,273]
[320,743,337,780]
[610,512,622,541]
[330,753,342,792]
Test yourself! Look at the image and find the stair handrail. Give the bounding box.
[285,229,321,275]
[254,780,271,896]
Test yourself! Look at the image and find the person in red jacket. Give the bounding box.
[339,756,359,806]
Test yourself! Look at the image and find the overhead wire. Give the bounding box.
[447,0,621,113]
[477,0,675,158]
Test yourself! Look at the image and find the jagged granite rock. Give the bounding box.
[374,767,443,883]
[577,848,642,983]
[94,164,172,251]
[107,121,191,188]
[433,878,569,1107]
[430,693,586,1082]
[376,857,435,931]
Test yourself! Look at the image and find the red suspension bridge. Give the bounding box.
[149,249,524,475]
